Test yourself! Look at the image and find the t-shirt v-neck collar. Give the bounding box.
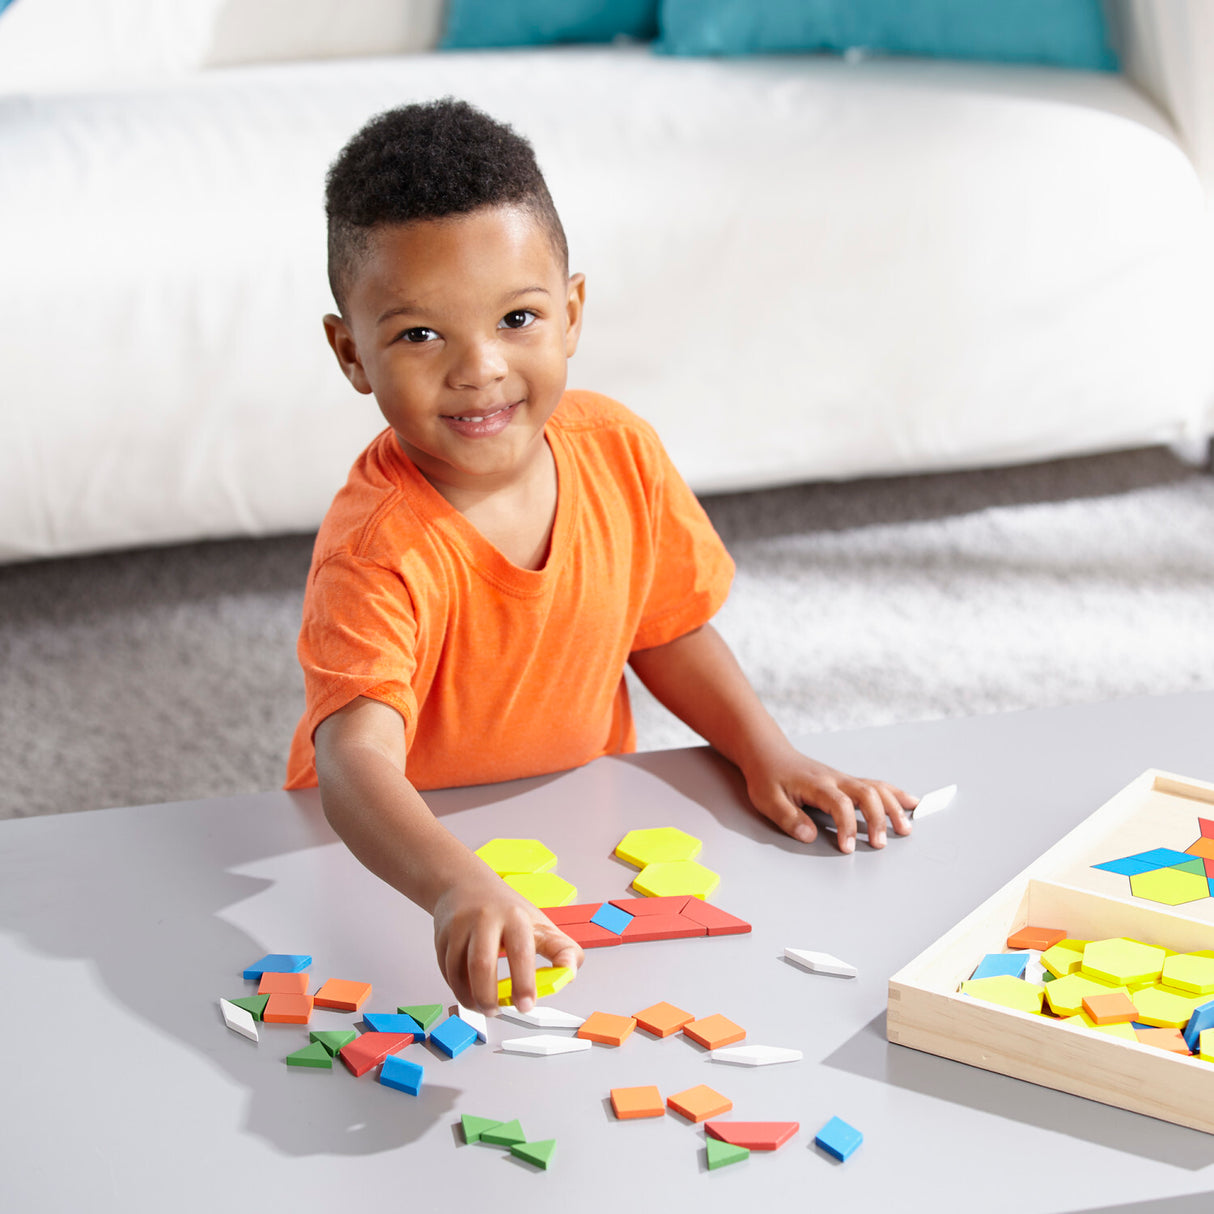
[382,422,574,595]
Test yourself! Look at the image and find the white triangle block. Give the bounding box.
[711,1044,803,1066]
[499,1005,585,1029]
[453,1003,488,1042]
[500,1034,592,1056]
[219,997,258,1042]
[912,784,957,819]
[785,948,857,978]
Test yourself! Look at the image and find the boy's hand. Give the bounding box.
[743,744,916,854]
[432,873,583,1016]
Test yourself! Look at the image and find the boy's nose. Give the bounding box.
[448,338,508,390]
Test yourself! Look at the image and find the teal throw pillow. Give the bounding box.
[657,0,1119,70]
[442,0,659,49]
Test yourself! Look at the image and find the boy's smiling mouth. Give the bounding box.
[441,401,521,437]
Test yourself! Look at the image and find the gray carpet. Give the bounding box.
[1,444,1212,819]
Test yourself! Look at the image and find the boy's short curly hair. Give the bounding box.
[325,97,569,312]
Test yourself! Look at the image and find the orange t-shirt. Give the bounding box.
[284,391,734,791]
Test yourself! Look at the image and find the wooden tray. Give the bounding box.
[887,769,1214,1133]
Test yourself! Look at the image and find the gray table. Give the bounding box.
[5,693,1214,1214]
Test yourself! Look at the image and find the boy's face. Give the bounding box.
[324,205,584,498]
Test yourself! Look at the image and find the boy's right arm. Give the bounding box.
[312,696,582,1014]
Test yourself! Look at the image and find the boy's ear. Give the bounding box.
[563,273,586,359]
[323,313,374,395]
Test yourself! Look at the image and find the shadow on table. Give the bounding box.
[0,788,456,1158]
[824,1012,1214,1170]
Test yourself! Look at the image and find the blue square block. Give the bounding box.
[970,951,1030,981]
[589,902,634,935]
[815,1115,863,1162]
[430,1014,478,1059]
[363,1012,425,1037]
[242,953,312,980]
[379,1053,424,1096]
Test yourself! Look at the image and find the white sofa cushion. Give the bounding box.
[0,47,1210,559]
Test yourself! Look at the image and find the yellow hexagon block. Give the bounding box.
[1161,953,1214,996]
[1129,867,1210,906]
[960,975,1043,1015]
[614,827,703,868]
[1044,973,1121,1018]
[632,859,720,901]
[1081,937,1166,987]
[497,965,575,1007]
[1061,1014,1138,1041]
[1041,939,1088,978]
[1133,984,1204,1029]
[503,871,577,907]
[476,838,557,877]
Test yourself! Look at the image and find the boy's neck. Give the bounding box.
[415,436,560,572]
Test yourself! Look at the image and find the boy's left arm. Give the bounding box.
[628,624,916,853]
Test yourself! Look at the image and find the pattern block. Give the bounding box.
[313,978,372,1011]
[815,1115,863,1161]
[242,954,311,980]
[610,1086,665,1119]
[667,1084,732,1123]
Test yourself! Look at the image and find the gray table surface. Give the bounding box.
[5,693,1214,1213]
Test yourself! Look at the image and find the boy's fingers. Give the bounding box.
[535,922,584,973]
[883,784,914,835]
[821,788,858,853]
[851,784,888,848]
[759,788,818,843]
[466,923,509,1014]
[501,914,538,1015]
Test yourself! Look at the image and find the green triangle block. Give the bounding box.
[511,1139,556,1170]
[481,1119,526,1147]
[229,994,270,1021]
[399,1003,443,1031]
[286,1042,333,1069]
[310,1029,358,1056]
[707,1137,750,1171]
[462,1115,503,1144]
[1171,857,1206,876]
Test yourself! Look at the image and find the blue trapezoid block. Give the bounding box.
[380,1052,424,1095]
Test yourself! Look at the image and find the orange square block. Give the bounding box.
[1187,837,1214,861]
[314,979,372,1011]
[683,1013,745,1050]
[667,1084,732,1123]
[577,1011,636,1047]
[1082,991,1138,1025]
[263,993,314,1024]
[1135,1027,1192,1054]
[633,1001,695,1038]
[258,971,308,995]
[610,1086,665,1120]
[1006,925,1067,952]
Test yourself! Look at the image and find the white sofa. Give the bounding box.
[1,0,1212,562]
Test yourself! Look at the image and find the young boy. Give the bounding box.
[286,98,915,1016]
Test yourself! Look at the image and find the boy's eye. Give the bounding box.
[400,327,437,344]
[499,309,537,330]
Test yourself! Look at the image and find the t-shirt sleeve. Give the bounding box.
[630,435,735,653]
[295,551,421,748]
